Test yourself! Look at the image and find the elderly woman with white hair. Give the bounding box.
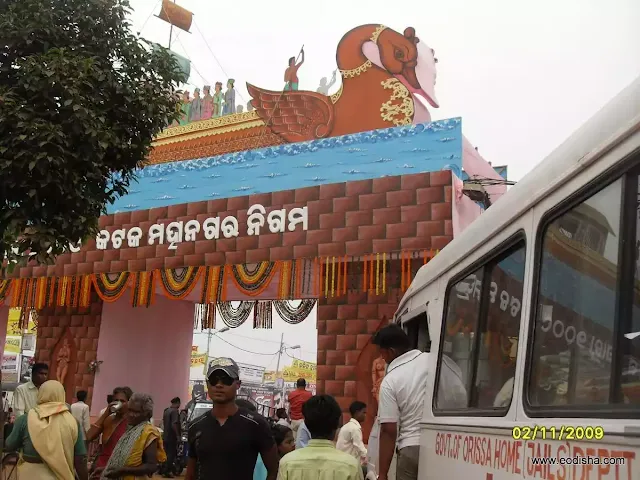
[94,393,166,480]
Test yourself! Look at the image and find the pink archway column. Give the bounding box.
[93,295,194,421]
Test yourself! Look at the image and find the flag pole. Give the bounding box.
[168,0,176,48]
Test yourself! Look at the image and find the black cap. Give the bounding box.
[207,357,240,381]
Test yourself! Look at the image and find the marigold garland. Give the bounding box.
[92,272,131,302]
[160,266,202,299]
[10,278,26,309]
[43,277,58,308]
[200,265,225,304]
[0,250,438,314]
[342,255,347,295]
[230,262,278,297]
[131,270,156,307]
[218,301,255,328]
[278,261,297,299]
[0,279,12,306]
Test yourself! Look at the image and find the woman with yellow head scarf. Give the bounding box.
[5,380,89,480]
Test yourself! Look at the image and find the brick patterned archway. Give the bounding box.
[20,171,451,424]
[318,289,402,437]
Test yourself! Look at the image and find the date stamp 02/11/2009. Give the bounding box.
[511,425,605,441]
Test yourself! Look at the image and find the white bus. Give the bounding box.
[394,77,640,480]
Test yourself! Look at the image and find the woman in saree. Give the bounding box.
[5,380,88,480]
[97,392,166,479]
[213,82,224,117]
[87,387,133,476]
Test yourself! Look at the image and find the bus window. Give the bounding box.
[404,308,430,352]
[474,244,525,409]
[436,269,484,408]
[435,238,526,414]
[625,176,640,402]
[528,171,640,411]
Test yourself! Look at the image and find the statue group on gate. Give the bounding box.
[174,79,237,126]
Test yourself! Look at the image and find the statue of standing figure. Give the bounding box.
[213,82,224,117]
[189,87,202,122]
[56,338,71,385]
[316,70,337,95]
[371,355,386,403]
[201,85,214,120]
[284,47,304,91]
[178,90,191,125]
[223,79,236,115]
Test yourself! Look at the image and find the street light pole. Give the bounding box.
[274,336,301,406]
[274,333,284,392]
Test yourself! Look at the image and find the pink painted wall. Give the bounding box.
[0,306,8,359]
[93,296,193,420]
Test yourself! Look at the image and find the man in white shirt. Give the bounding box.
[336,400,368,475]
[70,390,91,434]
[13,362,48,417]
[373,324,467,480]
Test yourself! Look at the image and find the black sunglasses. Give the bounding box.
[208,373,236,386]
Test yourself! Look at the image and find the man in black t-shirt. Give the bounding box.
[185,357,279,480]
[161,396,181,478]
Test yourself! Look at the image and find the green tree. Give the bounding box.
[0,0,186,266]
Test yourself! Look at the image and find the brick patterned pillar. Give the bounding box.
[317,285,403,442]
[35,291,103,406]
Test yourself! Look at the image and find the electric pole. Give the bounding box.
[274,333,284,382]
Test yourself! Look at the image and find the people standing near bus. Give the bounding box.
[185,357,279,480]
[278,395,363,480]
[373,325,425,480]
[373,324,467,480]
[287,378,312,441]
[336,401,368,475]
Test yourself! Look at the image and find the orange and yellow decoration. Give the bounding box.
[0,250,438,321]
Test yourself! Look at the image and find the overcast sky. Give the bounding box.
[127,0,640,366]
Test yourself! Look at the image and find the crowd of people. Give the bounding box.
[185,357,368,480]
[2,362,166,480]
[0,323,453,480]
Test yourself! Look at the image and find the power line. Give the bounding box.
[222,331,284,344]
[192,20,247,105]
[135,0,163,37]
[172,37,210,85]
[223,331,310,352]
[284,348,315,360]
[211,334,280,356]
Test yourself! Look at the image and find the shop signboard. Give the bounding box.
[237,363,265,385]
